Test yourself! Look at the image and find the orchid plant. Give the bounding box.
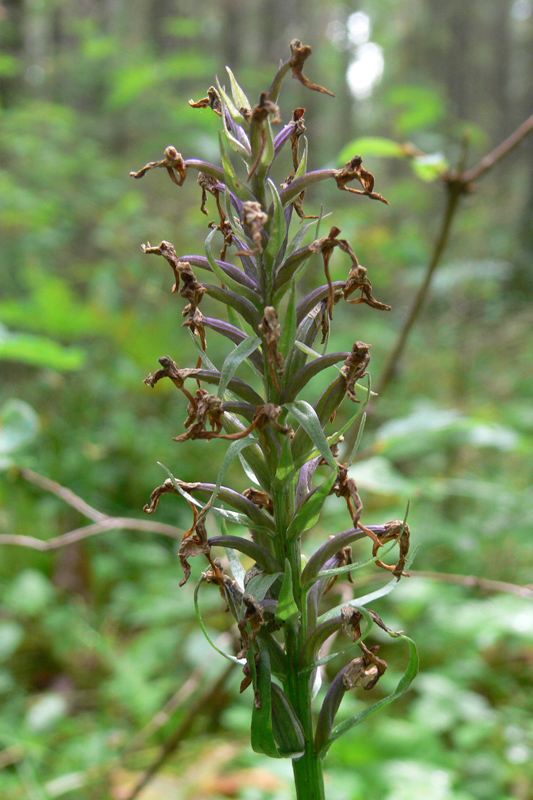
[131,40,418,800]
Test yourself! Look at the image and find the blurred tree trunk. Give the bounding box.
[221,0,247,67]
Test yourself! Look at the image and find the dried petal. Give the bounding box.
[130,146,188,186]
[309,227,359,318]
[333,466,364,526]
[259,306,284,391]
[343,642,387,691]
[343,264,391,312]
[371,519,411,578]
[242,201,268,253]
[243,488,274,514]
[237,594,265,659]
[174,388,225,442]
[341,341,371,402]
[289,40,335,97]
[334,156,389,204]
[189,86,222,115]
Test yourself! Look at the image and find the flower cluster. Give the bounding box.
[132,40,417,793]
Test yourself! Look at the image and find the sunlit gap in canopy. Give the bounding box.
[326,10,385,100]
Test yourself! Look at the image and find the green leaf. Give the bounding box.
[264,178,287,268]
[225,66,252,113]
[275,433,295,482]
[246,572,283,601]
[217,83,252,161]
[411,152,449,182]
[387,84,446,135]
[270,683,306,758]
[282,208,331,265]
[346,412,367,467]
[293,136,309,180]
[251,647,281,758]
[339,136,406,164]
[286,470,337,540]
[216,77,250,129]
[201,437,261,523]
[0,326,85,371]
[218,131,254,202]
[285,400,337,470]
[278,281,297,362]
[275,560,300,625]
[226,547,246,592]
[217,335,261,399]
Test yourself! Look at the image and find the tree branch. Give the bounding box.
[349,569,533,600]
[409,570,533,600]
[376,115,533,399]
[0,469,184,549]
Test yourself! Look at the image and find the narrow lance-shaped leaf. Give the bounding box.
[250,647,281,758]
[245,571,282,601]
[278,281,297,362]
[281,206,331,269]
[194,437,263,527]
[285,400,338,470]
[264,178,288,274]
[226,66,252,115]
[275,559,300,625]
[219,131,255,202]
[217,335,262,399]
[270,683,306,758]
[286,470,337,541]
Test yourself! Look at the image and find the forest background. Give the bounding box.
[0,1,532,799]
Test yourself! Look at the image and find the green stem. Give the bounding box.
[272,477,326,799]
[285,625,326,800]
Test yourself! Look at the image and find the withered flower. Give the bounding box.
[343,642,388,691]
[174,388,225,442]
[242,201,268,253]
[243,488,274,515]
[309,227,358,318]
[334,156,389,204]
[189,86,223,115]
[343,263,391,311]
[130,145,188,186]
[341,341,372,402]
[288,39,335,97]
[259,306,284,391]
